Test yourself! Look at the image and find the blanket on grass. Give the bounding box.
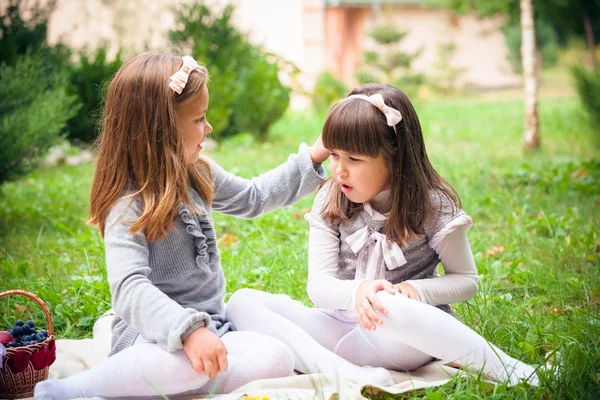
[24,311,474,400]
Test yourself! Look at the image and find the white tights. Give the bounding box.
[226,289,538,386]
[34,331,295,399]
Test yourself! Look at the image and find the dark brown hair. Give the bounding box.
[321,83,460,246]
[88,52,214,241]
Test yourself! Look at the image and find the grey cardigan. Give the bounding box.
[105,144,325,355]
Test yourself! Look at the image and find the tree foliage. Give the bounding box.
[1,0,124,144]
[356,24,425,96]
[427,0,600,70]
[0,53,80,185]
[169,2,290,141]
[572,66,600,130]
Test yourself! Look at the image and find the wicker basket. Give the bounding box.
[0,290,56,399]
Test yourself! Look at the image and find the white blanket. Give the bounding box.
[27,311,472,399]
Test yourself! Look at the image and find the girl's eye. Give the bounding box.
[196,117,205,124]
[330,152,338,158]
[349,157,362,162]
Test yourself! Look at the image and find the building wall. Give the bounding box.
[372,6,519,88]
[45,0,519,105]
[325,5,519,89]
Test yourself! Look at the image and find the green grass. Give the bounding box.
[1,96,599,399]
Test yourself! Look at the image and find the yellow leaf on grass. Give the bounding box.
[14,304,26,313]
[217,233,239,248]
[482,245,505,259]
[570,169,589,179]
[293,208,311,221]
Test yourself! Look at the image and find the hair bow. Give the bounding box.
[345,93,402,127]
[169,55,199,95]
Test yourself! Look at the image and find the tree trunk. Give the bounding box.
[520,0,540,150]
[581,0,598,71]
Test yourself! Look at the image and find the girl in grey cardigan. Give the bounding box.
[227,84,539,387]
[35,53,335,399]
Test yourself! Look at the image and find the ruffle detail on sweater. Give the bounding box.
[178,204,217,268]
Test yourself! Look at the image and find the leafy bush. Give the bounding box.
[356,24,425,98]
[311,71,348,111]
[429,42,467,95]
[232,51,290,141]
[0,0,56,66]
[572,65,600,135]
[66,45,123,144]
[170,2,290,141]
[0,53,80,185]
[503,18,559,73]
[1,0,123,145]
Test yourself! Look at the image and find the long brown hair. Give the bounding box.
[88,52,214,241]
[321,83,460,246]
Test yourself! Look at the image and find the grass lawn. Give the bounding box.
[1,95,599,399]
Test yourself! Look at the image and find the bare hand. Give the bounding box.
[309,134,330,164]
[355,279,396,331]
[183,327,228,379]
[394,282,421,301]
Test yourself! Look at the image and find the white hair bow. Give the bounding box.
[345,93,403,127]
[169,55,199,95]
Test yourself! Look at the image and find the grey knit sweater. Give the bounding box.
[105,144,325,355]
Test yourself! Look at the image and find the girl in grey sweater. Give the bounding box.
[35,53,338,399]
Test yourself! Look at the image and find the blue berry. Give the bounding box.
[15,320,24,327]
[40,330,47,336]
[21,325,31,335]
[22,335,31,342]
[7,329,13,335]
[12,326,22,336]
[27,320,35,328]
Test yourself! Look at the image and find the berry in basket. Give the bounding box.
[3,319,49,348]
[0,331,14,344]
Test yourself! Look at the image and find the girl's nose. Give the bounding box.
[206,121,213,135]
[335,162,348,177]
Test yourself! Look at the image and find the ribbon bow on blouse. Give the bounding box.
[345,204,407,280]
[345,93,403,127]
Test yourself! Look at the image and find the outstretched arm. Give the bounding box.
[209,142,326,218]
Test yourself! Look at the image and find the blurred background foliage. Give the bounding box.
[0,0,292,185]
[1,0,599,185]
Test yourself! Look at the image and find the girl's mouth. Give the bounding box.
[340,183,352,193]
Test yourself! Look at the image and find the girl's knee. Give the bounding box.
[251,336,295,378]
[227,289,265,313]
[226,289,288,324]
[375,291,420,324]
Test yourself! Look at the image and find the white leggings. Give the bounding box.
[34,331,295,399]
[226,289,539,386]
